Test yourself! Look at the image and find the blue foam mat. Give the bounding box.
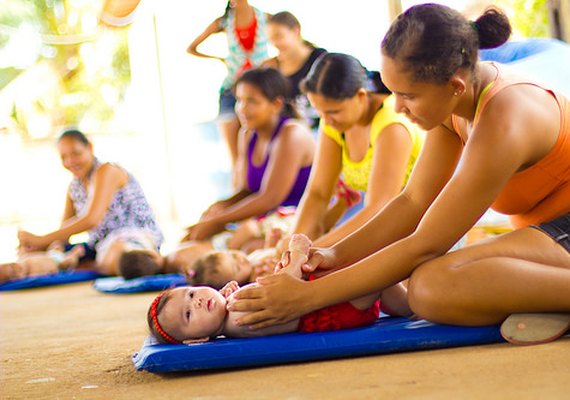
[133,317,503,373]
[0,270,104,291]
[93,273,187,294]
[480,38,570,97]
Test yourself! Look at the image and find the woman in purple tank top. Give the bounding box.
[184,67,315,242]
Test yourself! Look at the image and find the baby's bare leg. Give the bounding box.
[278,234,311,279]
[59,245,85,270]
[278,234,381,311]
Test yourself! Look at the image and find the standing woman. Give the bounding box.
[187,0,270,185]
[183,67,315,242]
[229,5,570,345]
[18,129,163,275]
[293,53,424,248]
[262,11,327,129]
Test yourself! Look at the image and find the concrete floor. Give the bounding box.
[1,281,569,399]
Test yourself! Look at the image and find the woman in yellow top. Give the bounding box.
[292,52,424,248]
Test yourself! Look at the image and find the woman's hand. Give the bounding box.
[182,220,226,242]
[274,245,341,276]
[227,273,312,329]
[200,201,227,221]
[303,246,341,276]
[18,230,50,252]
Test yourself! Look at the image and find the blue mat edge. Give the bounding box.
[92,273,187,294]
[133,317,504,373]
[0,270,104,291]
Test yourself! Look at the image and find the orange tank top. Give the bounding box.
[452,62,570,229]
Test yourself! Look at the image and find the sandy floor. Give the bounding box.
[1,282,569,400]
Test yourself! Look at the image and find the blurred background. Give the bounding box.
[0,0,567,261]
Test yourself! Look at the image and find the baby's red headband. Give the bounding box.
[150,292,182,344]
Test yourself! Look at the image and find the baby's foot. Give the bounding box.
[281,234,311,279]
[59,245,85,270]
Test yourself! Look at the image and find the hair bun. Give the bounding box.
[475,7,511,49]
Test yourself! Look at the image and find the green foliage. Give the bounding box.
[0,0,132,137]
[0,67,23,91]
[495,0,549,38]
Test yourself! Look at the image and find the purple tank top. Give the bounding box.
[246,117,311,207]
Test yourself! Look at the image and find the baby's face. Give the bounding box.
[209,251,252,286]
[160,286,227,341]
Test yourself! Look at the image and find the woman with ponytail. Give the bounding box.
[291,52,424,249]
[229,5,570,345]
[183,67,315,242]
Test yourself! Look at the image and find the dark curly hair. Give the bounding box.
[381,4,511,84]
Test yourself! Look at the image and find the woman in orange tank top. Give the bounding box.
[227,4,570,345]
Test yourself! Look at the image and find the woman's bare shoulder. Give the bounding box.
[94,162,128,185]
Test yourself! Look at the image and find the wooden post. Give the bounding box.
[548,0,570,42]
[387,0,403,22]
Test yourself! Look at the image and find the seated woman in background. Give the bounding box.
[182,67,315,242]
[17,129,164,276]
[291,53,425,248]
[262,11,327,130]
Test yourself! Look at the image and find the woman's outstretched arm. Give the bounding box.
[188,122,314,240]
[228,125,465,327]
[19,164,127,250]
[314,122,414,248]
[292,132,343,240]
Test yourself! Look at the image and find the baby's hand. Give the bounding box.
[219,280,240,298]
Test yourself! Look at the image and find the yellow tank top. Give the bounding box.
[322,95,425,191]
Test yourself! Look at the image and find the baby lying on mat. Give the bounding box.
[147,234,382,344]
[0,241,84,284]
[185,246,281,289]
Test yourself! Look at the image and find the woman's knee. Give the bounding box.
[408,259,456,321]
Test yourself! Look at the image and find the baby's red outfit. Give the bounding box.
[298,276,380,333]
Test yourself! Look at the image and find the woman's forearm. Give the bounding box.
[219,189,252,208]
[310,234,434,311]
[292,194,330,240]
[332,193,425,266]
[46,215,99,244]
[314,201,381,248]
[208,193,282,227]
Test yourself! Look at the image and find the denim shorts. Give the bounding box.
[531,212,570,253]
[219,87,237,118]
